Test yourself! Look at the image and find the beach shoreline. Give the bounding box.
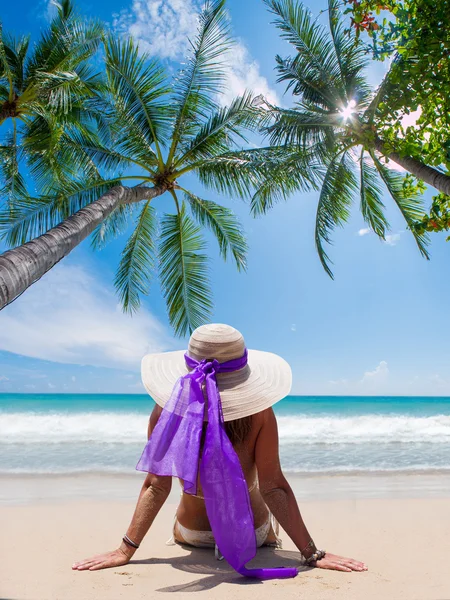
[1,478,449,600]
[2,470,450,505]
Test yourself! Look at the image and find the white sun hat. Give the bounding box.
[141,323,292,422]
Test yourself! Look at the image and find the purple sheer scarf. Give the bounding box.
[136,350,298,580]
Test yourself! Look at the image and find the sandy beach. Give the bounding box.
[1,473,450,600]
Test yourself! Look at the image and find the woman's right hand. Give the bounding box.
[72,547,131,571]
[314,552,367,572]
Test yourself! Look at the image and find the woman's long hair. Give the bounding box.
[225,415,253,445]
[201,415,253,449]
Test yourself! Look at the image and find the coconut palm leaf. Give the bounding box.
[315,151,357,278]
[327,0,371,102]
[0,194,62,247]
[183,188,247,270]
[35,63,103,114]
[158,203,212,337]
[265,0,343,109]
[0,23,14,101]
[0,176,128,245]
[115,200,157,312]
[25,116,103,193]
[371,151,430,258]
[104,35,172,161]
[250,145,323,215]
[91,203,135,250]
[167,0,231,163]
[177,92,259,165]
[359,150,388,237]
[196,152,263,199]
[1,32,29,95]
[0,132,28,205]
[266,105,339,147]
[26,3,103,81]
[62,127,151,175]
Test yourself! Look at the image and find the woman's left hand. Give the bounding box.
[72,547,132,571]
[314,552,368,572]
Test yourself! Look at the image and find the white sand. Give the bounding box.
[1,474,450,599]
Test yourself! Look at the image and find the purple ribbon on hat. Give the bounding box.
[136,349,297,580]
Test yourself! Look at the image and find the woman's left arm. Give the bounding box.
[73,406,171,571]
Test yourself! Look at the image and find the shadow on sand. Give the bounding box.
[131,547,311,593]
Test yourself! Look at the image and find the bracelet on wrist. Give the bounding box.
[305,549,326,565]
[122,534,140,549]
[300,539,317,557]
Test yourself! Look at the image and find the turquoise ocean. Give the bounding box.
[1,394,450,475]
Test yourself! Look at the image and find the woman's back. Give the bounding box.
[176,409,270,532]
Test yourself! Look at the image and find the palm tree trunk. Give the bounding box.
[0,184,166,310]
[374,138,450,196]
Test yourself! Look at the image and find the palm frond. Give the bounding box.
[115,200,157,312]
[91,203,135,250]
[195,152,262,199]
[34,62,103,114]
[168,0,231,162]
[327,0,371,103]
[274,55,338,110]
[26,4,103,82]
[0,23,14,99]
[315,151,358,277]
[183,188,247,270]
[0,194,62,247]
[371,151,430,258]
[267,105,339,147]
[158,203,212,337]
[0,176,125,246]
[104,35,172,160]
[251,145,324,215]
[24,115,102,193]
[0,132,28,205]
[61,127,152,175]
[196,145,322,207]
[359,149,389,237]
[0,32,29,95]
[265,0,344,109]
[177,92,260,166]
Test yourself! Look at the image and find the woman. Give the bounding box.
[73,324,367,577]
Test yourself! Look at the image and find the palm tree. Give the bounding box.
[0,0,104,207]
[0,0,303,336]
[260,0,450,276]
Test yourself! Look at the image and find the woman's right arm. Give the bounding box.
[72,405,171,571]
[255,408,366,572]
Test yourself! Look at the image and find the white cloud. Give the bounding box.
[297,363,450,396]
[324,361,390,394]
[220,43,279,107]
[71,376,76,382]
[360,360,389,386]
[44,0,58,20]
[128,380,146,390]
[0,263,174,370]
[290,324,296,332]
[113,0,202,61]
[113,0,279,107]
[0,375,10,382]
[385,232,402,246]
[329,378,349,386]
[358,228,371,237]
[48,382,56,389]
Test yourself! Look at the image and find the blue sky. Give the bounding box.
[1,0,449,396]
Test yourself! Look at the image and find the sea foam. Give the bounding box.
[1,412,450,445]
